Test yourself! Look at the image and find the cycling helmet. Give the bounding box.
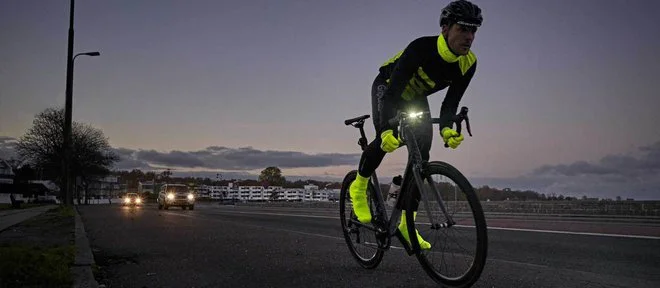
[440,0,483,28]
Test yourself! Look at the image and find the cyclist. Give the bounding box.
[349,0,483,250]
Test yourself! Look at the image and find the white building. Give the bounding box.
[303,189,331,202]
[283,189,304,201]
[184,182,336,203]
[195,185,211,199]
[304,184,319,190]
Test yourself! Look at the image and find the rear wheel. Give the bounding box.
[405,161,488,287]
[339,170,384,269]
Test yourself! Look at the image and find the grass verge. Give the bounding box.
[0,203,50,211]
[0,205,75,288]
[0,244,75,287]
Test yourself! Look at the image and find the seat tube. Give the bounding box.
[389,159,413,235]
[370,171,387,221]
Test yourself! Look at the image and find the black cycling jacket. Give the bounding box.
[378,34,477,134]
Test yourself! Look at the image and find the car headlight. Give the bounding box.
[136,198,142,203]
[167,193,174,200]
[124,198,130,203]
[187,194,194,200]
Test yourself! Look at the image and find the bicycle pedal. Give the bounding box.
[376,232,390,250]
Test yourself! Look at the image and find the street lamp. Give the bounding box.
[74,51,101,60]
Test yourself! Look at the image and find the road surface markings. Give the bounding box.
[206,209,660,240]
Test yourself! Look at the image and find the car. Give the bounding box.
[157,184,195,210]
[123,193,143,206]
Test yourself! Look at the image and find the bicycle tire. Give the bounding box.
[340,170,384,269]
[405,161,488,287]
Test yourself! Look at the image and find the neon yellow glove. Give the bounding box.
[441,127,464,149]
[380,129,400,153]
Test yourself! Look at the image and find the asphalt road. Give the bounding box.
[78,203,660,288]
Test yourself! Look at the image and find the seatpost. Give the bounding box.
[355,121,369,151]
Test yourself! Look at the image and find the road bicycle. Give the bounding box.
[340,107,488,287]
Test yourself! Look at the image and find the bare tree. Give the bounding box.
[15,107,118,204]
[72,122,119,204]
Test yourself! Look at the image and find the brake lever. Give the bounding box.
[465,117,472,136]
[458,106,472,136]
[444,106,472,148]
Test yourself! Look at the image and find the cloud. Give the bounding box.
[473,141,660,200]
[3,135,659,199]
[0,139,361,171]
[112,146,361,171]
[532,161,617,176]
[136,149,206,168]
[110,148,153,170]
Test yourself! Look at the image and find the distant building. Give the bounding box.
[85,176,121,198]
[304,184,319,190]
[0,159,14,185]
[190,182,337,202]
[139,181,156,194]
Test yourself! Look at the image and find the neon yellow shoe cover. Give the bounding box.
[349,174,371,224]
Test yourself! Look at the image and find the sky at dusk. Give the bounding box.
[1,0,659,199]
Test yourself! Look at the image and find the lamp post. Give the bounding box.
[64,50,101,205]
[62,50,101,206]
[61,0,101,206]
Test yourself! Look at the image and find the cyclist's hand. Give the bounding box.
[441,127,464,149]
[380,129,400,153]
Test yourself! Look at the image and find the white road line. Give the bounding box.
[161,209,658,281]
[213,210,338,219]
[207,209,660,240]
[481,226,660,240]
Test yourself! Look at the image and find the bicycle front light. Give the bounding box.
[407,111,424,119]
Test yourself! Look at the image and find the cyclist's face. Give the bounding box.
[443,23,477,55]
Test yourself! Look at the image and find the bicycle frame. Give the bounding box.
[347,111,460,252]
[397,114,456,231]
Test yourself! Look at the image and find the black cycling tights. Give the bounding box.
[357,74,434,211]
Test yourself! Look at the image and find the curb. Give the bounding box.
[71,206,100,288]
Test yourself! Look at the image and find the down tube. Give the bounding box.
[402,125,436,227]
[424,167,455,227]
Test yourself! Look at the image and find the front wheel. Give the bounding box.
[405,161,488,287]
[339,170,384,269]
